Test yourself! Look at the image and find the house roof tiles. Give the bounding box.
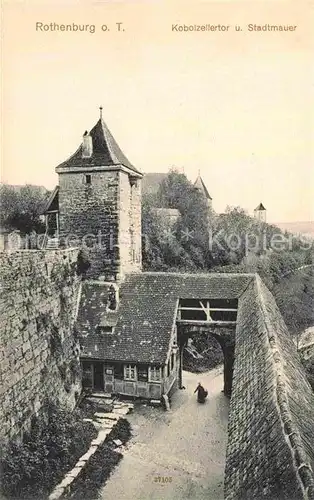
[77,272,254,364]
[42,186,59,214]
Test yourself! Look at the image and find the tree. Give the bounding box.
[141,169,311,279]
[0,184,48,234]
[141,169,213,271]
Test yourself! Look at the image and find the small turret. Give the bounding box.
[254,203,266,222]
[194,172,212,210]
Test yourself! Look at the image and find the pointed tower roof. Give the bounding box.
[56,111,142,176]
[254,203,266,211]
[194,175,212,200]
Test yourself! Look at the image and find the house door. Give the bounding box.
[47,212,58,237]
[104,366,114,394]
[93,362,104,391]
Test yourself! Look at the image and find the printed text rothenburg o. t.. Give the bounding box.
[35,22,125,33]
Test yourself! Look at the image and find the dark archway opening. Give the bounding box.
[183,332,224,372]
[178,326,235,397]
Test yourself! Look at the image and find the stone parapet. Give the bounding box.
[224,275,314,500]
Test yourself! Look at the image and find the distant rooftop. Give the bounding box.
[254,202,266,211]
[194,174,212,200]
[142,172,212,200]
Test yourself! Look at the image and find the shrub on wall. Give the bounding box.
[77,249,91,276]
[0,401,97,500]
[302,357,314,392]
[49,326,63,358]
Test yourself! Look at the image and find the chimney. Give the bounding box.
[82,130,93,158]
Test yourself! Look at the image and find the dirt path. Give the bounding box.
[100,367,229,500]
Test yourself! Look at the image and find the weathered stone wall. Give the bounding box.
[58,171,120,279]
[225,276,314,500]
[58,169,141,280]
[0,249,81,444]
[118,171,142,278]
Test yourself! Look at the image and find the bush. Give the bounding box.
[273,267,314,335]
[77,249,91,276]
[109,417,132,445]
[1,402,97,500]
[302,357,314,392]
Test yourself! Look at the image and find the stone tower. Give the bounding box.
[55,108,143,281]
[254,203,266,223]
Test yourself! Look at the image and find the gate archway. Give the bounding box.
[176,297,238,397]
[177,325,235,396]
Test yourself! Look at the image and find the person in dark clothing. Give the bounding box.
[194,382,208,403]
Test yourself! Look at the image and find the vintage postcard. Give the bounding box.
[1,1,314,499]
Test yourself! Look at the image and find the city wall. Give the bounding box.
[225,276,314,500]
[0,249,81,444]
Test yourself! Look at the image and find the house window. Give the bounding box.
[114,363,123,380]
[85,174,91,185]
[96,326,114,334]
[149,366,161,382]
[167,360,170,377]
[124,364,137,381]
[137,364,148,382]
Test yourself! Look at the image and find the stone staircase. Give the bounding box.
[46,237,59,249]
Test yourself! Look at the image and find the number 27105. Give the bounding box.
[154,476,172,483]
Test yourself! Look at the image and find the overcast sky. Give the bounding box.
[2,0,314,222]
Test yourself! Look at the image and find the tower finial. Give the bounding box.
[99,106,103,119]
[198,168,201,177]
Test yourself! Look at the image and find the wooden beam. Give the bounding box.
[198,300,212,322]
[177,320,237,326]
[178,307,237,312]
[206,300,211,322]
[56,212,59,236]
[197,300,207,314]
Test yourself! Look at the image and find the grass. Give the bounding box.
[0,402,97,500]
[65,418,132,500]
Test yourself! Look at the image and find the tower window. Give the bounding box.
[85,174,91,185]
